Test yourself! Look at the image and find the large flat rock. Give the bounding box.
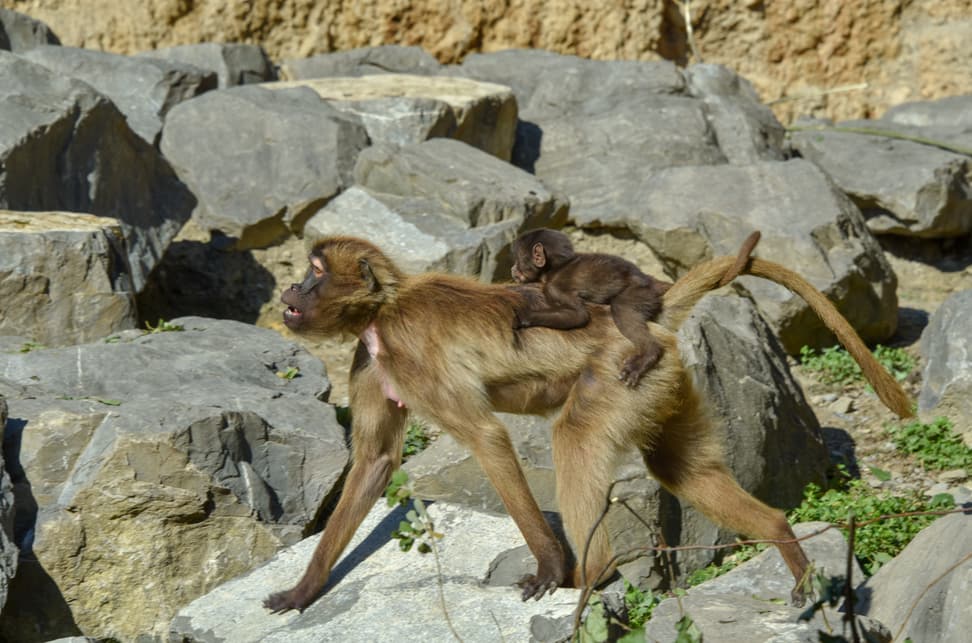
[170,500,581,643]
[266,74,517,160]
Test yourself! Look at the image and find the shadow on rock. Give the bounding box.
[137,238,276,324]
[821,426,861,478]
[0,418,81,642]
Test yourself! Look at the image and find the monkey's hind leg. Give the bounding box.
[610,292,664,387]
[644,391,811,606]
[550,377,632,589]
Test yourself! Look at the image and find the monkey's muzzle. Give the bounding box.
[281,287,305,328]
[282,306,303,327]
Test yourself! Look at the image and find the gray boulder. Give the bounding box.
[354,138,567,230]
[267,74,517,160]
[22,45,216,146]
[160,85,370,249]
[170,499,581,643]
[0,210,137,346]
[857,512,972,643]
[0,395,16,613]
[304,186,525,282]
[602,159,898,353]
[691,522,863,601]
[684,63,786,164]
[0,8,59,52]
[645,523,888,642]
[919,289,972,435]
[316,138,568,281]
[0,318,346,641]
[883,94,972,129]
[0,52,196,293]
[280,44,441,80]
[137,42,277,88]
[454,52,781,201]
[406,295,827,589]
[789,121,972,238]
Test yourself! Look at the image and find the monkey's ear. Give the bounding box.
[531,242,546,268]
[359,258,380,292]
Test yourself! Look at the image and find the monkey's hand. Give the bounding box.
[263,587,313,614]
[512,309,530,330]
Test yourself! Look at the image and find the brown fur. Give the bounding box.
[265,235,913,613]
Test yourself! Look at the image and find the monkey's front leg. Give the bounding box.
[264,344,407,613]
[432,407,568,600]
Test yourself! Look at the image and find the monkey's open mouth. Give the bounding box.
[283,306,303,326]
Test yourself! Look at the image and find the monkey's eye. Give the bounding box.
[312,266,324,278]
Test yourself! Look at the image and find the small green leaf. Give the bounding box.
[276,366,300,380]
[674,614,702,643]
[868,466,891,481]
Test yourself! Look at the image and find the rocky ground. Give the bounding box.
[795,237,972,498]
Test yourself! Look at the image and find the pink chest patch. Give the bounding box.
[361,324,406,409]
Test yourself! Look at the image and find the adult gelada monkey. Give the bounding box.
[266,233,913,613]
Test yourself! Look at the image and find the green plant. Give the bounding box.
[143,318,184,334]
[873,345,915,382]
[276,366,300,380]
[788,478,954,574]
[403,420,430,459]
[384,470,442,553]
[18,341,45,353]
[576,596,645,643]
[623,580,661,629]
[888,416,972,471]
[799,344,914,385]
[800,345,860,384]
[674,615,702,643]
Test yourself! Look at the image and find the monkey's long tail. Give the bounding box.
[659,255,914,419]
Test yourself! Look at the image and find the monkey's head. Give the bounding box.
[510,228,575,283]
[281,237,403,337]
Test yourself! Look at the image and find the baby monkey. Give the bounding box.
[510,228,672,387]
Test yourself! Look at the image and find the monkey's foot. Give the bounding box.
[264,588,312,614]
[790,585,808,607]
[516,572,560,601]
[619,349,662,388]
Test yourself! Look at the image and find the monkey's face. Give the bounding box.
[281,240,388,338]
[281,254,327,332]
[511,242,543,283]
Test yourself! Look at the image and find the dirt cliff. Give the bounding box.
[6,0,972,123]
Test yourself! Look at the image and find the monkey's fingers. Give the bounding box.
[516,574,559,601]
[790,586,807,608]
[263,589,307,614]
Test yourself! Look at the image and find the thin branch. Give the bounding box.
[567,488,967,641]
[845,512,861,643]
[429,532,464,643]
[674,0,703,64]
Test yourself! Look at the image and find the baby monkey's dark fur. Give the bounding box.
[510,228,673,387]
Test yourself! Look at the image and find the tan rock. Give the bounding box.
[29,435,281,640]
[0,210,136,346]
[265,74,517,160]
